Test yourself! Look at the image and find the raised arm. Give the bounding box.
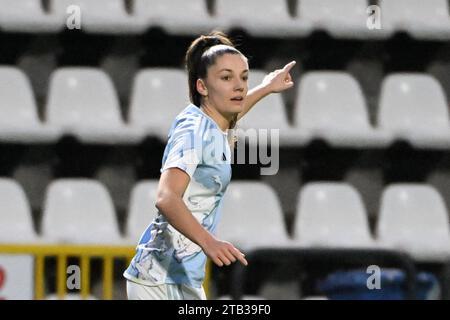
[155,168,248,267]
[237,60,296,121]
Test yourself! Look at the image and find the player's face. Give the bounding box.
[203,53,249,117]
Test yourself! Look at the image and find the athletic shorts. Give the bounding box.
[126,280,207,300]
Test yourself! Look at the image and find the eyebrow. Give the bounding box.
[219,68,249,73]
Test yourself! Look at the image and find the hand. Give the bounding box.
[202,237,248,267]
[262,60,296,93]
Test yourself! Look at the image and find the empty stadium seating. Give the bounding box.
[298,0,385,39]
[0,178,39,243]
[4,177,450,259]
[128,68,190,142]
[52,0,146,34]
[3,65,450,149]
[5,65,450,149]
[376,184,450,262]
[2,0,450,300]
[294,72,392,148]
[46,68,143,144]
[0,0,62,33]
[378,73,450,149]
[0,0,449,40]
[215,0,310,37]
[0,66,59,143]
[292,182,376,248]
[41,179,123,244]
[380,0,450,40]
[134,0,215,35]
[217,181,291,250]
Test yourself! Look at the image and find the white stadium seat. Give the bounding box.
[217,181,291,251]
[215,0,311,37]
[378,73,450,149]
[41,179,123,244]
[47,68,142,144]
[0,178,39,243]
[0,66,59,143]
[292,182,376,248]
[295,72,392,147]
[134,0,215,35]
[52,0,146,34]
[376,184,450,262]
[125,180,159,244]
[0,0,62,33]
[128,68,190,142]
[381,0,450,40]
[298,0,386,39]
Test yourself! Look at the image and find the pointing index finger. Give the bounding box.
[282,60,296,73]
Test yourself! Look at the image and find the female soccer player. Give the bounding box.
[124,31,296,300]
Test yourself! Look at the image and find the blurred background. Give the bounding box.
[0,0,450,300]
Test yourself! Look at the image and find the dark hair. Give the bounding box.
[185,31,244,129]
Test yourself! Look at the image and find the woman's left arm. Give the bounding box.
[237,60,297,121]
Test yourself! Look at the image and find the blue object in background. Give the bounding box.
[316,269,440,300]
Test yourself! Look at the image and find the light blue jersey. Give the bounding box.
[124,104,232,288]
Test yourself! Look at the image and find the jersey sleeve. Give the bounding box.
[160,119,203,178]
